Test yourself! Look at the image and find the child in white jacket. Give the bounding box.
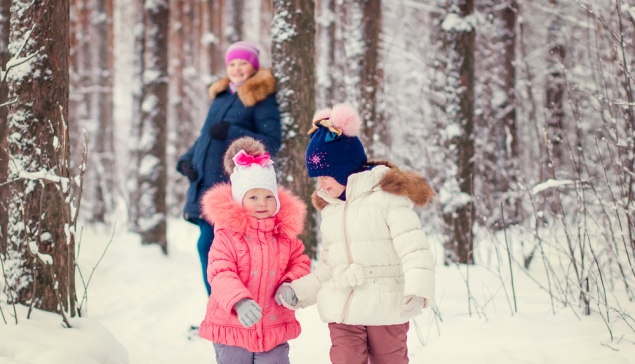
[279,104,435,364]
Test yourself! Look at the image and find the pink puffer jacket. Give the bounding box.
[198,183,311,353]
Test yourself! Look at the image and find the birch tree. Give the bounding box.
[272,0,318,257]
[5,0,78,318]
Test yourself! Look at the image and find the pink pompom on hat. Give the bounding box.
[225,41,260,70]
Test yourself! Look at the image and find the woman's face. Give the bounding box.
[317,176,346,199]
[227,59,256,84]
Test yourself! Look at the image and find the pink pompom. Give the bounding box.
[330,103,361,137]
[312,107,332,123]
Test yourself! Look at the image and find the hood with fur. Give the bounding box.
[201,183,306,238]
[208,68,276,107]
[312,160,435,211]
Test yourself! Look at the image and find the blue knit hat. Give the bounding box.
[305,104,367,186]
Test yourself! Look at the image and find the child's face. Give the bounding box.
[317,176,346,198]
[227,59,256,84]
[242,188,277,219]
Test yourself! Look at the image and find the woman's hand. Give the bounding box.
[209,121,231,140]
[179,160,198,182]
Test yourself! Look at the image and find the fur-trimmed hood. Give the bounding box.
[312,160,435,211]
[208,68,276,107]
[201,183,306,238]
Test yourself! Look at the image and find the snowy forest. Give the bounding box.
[1,0,635,362]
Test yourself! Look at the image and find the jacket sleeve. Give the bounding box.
[386,195,435,308]
[208,230,254,314]
[226,94,282,155]
[280,237,311,283]
[289,243,333,309]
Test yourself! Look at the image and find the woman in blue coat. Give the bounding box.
[176,41,282,294]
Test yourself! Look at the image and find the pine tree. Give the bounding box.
[87,0,116,222]
[129,0,169,253]
[439,0,476,264]
[0,0,10,253]
[272,0,318,257]
[358,0,388,158]
[5,0,77,319]
[475,0,521,229]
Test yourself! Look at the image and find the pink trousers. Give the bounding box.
[328,322,409,364]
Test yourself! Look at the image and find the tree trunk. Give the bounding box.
[207,0,226,77]
[358,0,389,158]
[87,0,116,223]
[545,1,566,164]
[228,0,243,43]
[0,0,10,254]
[6,0,76,315]
[142,1,169,253]
[475,0,520,229]
[168,0,198,216]
[128,0,146,233]
[128,0,170,254]
[272,0,318,258]
[441,0,475,264]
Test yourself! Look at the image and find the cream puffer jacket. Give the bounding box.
[289,162,436,325]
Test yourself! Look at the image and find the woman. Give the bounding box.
[177,41,282,295]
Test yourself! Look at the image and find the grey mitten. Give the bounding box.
[234,298,262,328]
[275,285,297,306]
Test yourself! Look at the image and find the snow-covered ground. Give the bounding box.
[1,218,635,363]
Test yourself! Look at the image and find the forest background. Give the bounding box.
[1,0,635,362]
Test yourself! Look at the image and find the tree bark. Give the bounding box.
[228,0,243,43]
[272,0,318,258]
[86,0,116,222]
[0,0,10,253]
[128,0,146,233]
[142,0,169,253]
[441,0,475,264]
[7,0,76,314]
[129,0,169,254]
[358,0,389,157]
[475,0,520,229]
[545,12,566,164]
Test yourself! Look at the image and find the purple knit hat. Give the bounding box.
[225,41,260,70]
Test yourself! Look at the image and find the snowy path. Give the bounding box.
[3,219,633,363]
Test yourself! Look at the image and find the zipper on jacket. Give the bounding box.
[340,182,355,323]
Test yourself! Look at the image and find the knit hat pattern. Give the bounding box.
[305,104,367,186]
[224,137,279,216]
[225,41,260,70]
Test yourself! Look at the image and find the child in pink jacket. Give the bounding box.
[198,136,311,363]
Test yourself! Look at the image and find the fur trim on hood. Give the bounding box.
[311,160,435,211]
[208,68,276,107]
[201,183,306,238]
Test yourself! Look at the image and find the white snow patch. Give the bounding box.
[532,179,575,195]
[441,12,476,32]
[0,304,128,363]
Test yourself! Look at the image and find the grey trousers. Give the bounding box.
[213,342,290,364]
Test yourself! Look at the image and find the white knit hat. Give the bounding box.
[229,149,280,216]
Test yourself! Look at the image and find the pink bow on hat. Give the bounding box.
[233,149,274,167]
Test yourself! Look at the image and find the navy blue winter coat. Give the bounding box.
[176,69,282,222]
